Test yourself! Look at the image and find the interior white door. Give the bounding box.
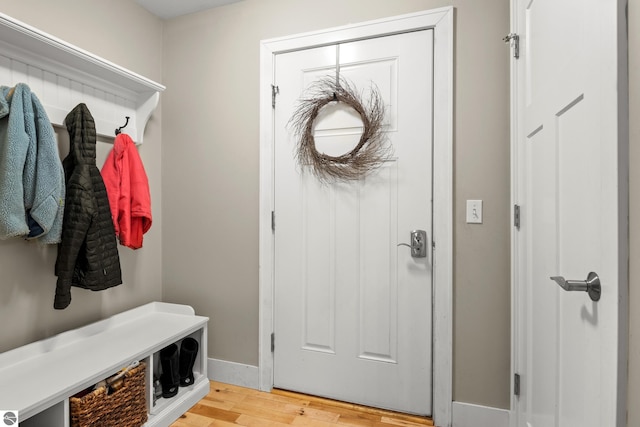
[273,30,434,415]
[513,0,627,426]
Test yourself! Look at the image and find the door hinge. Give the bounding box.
[271,84,279,108]
[271,211,275,232]
[271,332,275,352]
[514,373,521,396]
[503,33,520,59]
[514,204,521,229]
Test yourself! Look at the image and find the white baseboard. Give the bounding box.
[452,401,510,427]
[207,358,260,390]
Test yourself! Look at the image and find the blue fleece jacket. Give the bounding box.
[0,83,65,243]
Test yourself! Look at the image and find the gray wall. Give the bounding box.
[161,0,511,409]
[0,0,164,352]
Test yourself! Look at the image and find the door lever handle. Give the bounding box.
[397,230,427,258]
[549,272,601,302]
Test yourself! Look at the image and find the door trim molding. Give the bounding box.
[258,8,454,426]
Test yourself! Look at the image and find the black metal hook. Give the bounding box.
[115,116,130,135]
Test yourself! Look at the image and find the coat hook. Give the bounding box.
[115,116,130,135]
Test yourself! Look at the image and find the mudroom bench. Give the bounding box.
[0,302,209,427]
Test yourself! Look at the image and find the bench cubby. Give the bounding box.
[0,302,209,427]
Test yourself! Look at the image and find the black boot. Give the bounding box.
[160,343,179,398]
[179,337,199,387]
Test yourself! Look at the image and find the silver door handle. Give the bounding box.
[397,230,427,258]
[549,272,601,302]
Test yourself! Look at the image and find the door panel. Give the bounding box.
[274,30,433,415]
[514,0,626,425]
[358,161,399,363]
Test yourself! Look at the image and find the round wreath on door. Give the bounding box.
[288,77,391,183]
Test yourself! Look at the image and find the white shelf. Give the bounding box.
[147,376,210,427]
[0,302,209,426]
[0,12,165,144]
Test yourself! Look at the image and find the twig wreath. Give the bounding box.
[288,77,391,183]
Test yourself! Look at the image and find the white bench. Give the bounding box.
[0,302,209,427]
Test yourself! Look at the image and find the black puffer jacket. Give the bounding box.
[54,103,122,309]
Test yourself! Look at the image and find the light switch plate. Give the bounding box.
[466,200,483,224]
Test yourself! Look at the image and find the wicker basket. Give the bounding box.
[70,362,148,427]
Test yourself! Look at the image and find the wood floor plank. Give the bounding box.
[187,403,242,423]
[284,404,341,423]
[312,404,384,427]
[232,394,339,423]
[236,394,306,414]
[275,389,433,426]
[379,417,433,427]
[172,411,231,427]
[235,414,294,427]
[273,389,432,426]
[198,395,238,411]
[208,385,252,403]
[171,382,434,427]
[291,416,342,427]
[307,401,386,422]
[229,401,298,424]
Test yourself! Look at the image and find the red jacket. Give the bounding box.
[101,133,152,249]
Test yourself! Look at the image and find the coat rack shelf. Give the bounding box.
[0,12,165,144]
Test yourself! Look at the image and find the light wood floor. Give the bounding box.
[170,381,434,427]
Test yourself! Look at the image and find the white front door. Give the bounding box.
[273,30,434,415]
[512,0,628,426]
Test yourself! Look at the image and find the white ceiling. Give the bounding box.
[135,0,244,19]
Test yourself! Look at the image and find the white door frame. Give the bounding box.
[258,8,454,426]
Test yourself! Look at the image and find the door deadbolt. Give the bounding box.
[397,230,427,258]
